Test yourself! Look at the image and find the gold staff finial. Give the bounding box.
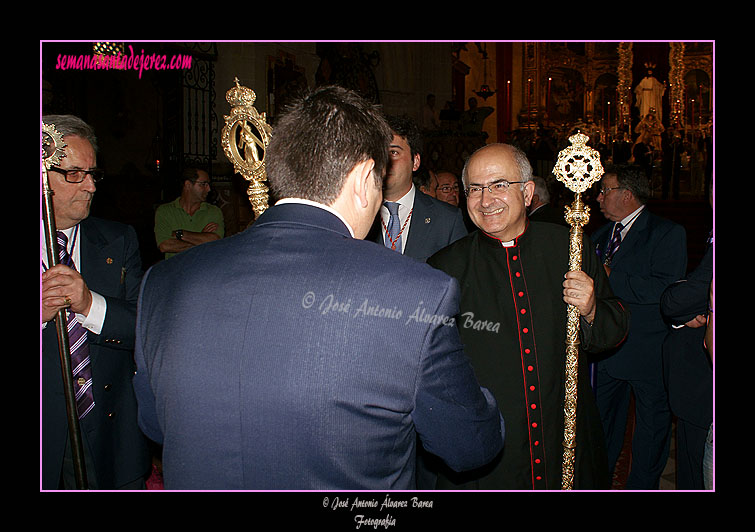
[221,78,272,220]
[552,131,604,490]
[42,122,67,170]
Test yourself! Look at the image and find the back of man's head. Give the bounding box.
[266,85,393,206]
[532,175,550,203]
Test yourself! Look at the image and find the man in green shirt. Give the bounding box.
[155,168,225,259]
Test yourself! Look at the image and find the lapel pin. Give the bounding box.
[425,217,431,224]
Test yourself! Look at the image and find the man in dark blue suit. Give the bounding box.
[661,238,713,489]
[367,115,467,262]
[133,85,504,490]
[41,115,150,489]
[592,164,687,489]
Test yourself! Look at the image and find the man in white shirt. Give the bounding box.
[369,115,467,262]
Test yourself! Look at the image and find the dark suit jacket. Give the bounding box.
[133,202,504,490]
[528,202,568,226]
[592,209,687,380]
[368,188,468,261]
[660,245,713,428]
[42,216,150,489]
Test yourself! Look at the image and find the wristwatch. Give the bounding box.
[175,229,184,240]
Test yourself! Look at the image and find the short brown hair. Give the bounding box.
[266,85,393,205]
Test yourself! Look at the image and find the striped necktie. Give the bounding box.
[384,201,402,252]
[57,231,95,419]
[604,222,624,265]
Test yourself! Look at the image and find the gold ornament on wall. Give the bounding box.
[221,78,272,219]
[552,131,604,490]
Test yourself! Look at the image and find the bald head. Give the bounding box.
[462,144,535,242]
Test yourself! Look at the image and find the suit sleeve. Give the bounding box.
[132,267,163,445]
[661,245,713,325]
[411,276,504,472]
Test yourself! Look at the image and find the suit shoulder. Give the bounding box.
[353,238,454,284]
[647,210,683,229]
[416,189,463,216]
[82,216,137,238]
[430,195,463,216]
[591,221,613,240]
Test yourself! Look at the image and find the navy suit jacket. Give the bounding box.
[41,216,150,489]
[133,202,504,490]
[368,189,468,261]
[660,244,713,428]
[592,209,687,380]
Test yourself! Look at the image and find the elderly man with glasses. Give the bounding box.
[426,143,629,490]
[41,114,150,489]
[592,164,688,489]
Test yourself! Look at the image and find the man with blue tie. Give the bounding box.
[41,115,150,489]
[369,115,467,261]
[133,85,505,490]
[592,164,687,489]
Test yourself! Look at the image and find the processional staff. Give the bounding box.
[42,122,88,489]
[221,78,272,218]
[552,132,604,490]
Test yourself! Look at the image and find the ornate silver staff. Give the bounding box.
[42,122,88,489]
[221,78,272,219]
[552,132,604,490]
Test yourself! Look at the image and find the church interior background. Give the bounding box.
[41,41,713,271]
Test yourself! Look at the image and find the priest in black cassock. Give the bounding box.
[426,144,629,490]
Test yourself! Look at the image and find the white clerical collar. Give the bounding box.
[275,198,355,238]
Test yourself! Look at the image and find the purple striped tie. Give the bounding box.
[57,231,95,419]
[604,222,624,265]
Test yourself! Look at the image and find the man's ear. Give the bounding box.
[412,153,421,173]
[523,180,535,207]
[352,158,376,208]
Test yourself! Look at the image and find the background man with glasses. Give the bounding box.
[434,171,461,208]
[154,167,224,259]
[592,164,687,489]
[426,143,629,490]
[41,114,150,489]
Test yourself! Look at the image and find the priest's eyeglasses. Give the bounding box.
[464,179,525,198]
[50,167,105,183]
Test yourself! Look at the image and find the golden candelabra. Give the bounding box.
[221,78,272,219]
[552,131,604,490]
